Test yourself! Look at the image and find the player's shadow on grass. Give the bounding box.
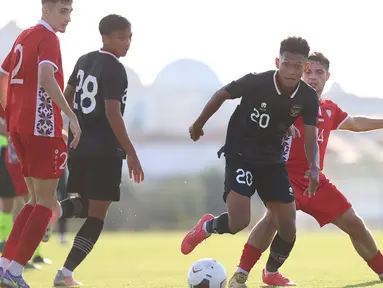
[342,280,382,288]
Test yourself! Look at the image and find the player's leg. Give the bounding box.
[0,135,36,276]
[181,156,255,255]
[56,171,69,245]
[0,197,15,250]
[332,208,383,279]
[257,163,297,286]
[228,211,277,287]
[2,135,66,287]
[0,149,16,252]
[54,156,122,286]
[310,180,383,280]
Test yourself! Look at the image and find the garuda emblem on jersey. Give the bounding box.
[289,105,301,117]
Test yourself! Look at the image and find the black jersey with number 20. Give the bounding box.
[67,50,128,157]
[223,70,319,164]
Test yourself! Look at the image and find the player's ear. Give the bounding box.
[304,61,310,72]
[275,58,279,69]
[326,72,331,81]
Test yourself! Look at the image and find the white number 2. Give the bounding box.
[74,69,98,114]
[250,108,270,128]
[236,169,253,187]
[10,44,23,85]
[59,152,68,170]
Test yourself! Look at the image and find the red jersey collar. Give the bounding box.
[273,71,300,98]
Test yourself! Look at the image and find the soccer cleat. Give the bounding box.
[32,255,52,265]
[53,270,83,287]
[228,272,248,288]
[25,261,42,270]
[1,270,30,288]
[262,269,296,286]
[181,214,214,255]
[0,267,4,285]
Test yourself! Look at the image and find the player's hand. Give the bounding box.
[69,116,81,149]
[127,154,144,183]
[287,125,300,139]
[304,166,320,197]
[189,122,204,141]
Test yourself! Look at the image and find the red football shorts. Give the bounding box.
[290,173,352,227]
[10,132,68,179]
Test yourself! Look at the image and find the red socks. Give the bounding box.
[13,205,52,266]
[2,204,34,260]
[238,243,262,273]
[368,251,383,275]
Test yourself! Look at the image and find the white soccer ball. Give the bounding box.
[187,258,227,288]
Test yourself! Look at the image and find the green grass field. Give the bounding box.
[24,231,383,287]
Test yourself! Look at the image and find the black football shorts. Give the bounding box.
[67,155,123,202]
[223,154,294,204]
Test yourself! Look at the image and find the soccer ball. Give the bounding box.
[187,258,227,288]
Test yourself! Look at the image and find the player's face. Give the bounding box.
[303,61,330,96]
[43,2,73,33]
[275,52,309,89]
[104,28,132,57]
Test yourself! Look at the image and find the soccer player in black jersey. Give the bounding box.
[181,37,320,272]
[53,14,144,286]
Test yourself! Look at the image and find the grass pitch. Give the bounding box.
[25,231,383,287]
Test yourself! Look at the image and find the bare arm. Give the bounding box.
[339,116,383,132]
[194,88,232,127]
[0,71,8,109]
[105,99,137,156]
[63,84,75,108]
[39,63,76,120]
[303,124,319,168]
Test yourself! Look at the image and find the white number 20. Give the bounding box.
[236,169,253,187]
[250,108,270,128]
[74,69,98,114]
[10,44,24,85]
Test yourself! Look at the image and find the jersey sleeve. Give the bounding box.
[38,34,60,71]
[331,103,349,130]
[302,89,319,126]
[101,62,127,102]
[224,73,258,99]
[0,51,12,74]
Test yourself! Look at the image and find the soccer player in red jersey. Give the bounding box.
[228,52,383,287]
[0,1,80,287]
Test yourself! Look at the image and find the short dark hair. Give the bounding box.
[308,52,330,71]
[280,36,310,58]
[99,14,131,35]
[42,0,72,4]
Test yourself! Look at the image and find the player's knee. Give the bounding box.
[88,200,111,220]
[60,197,88,218]
[229,213,250,234]
[336,209,367,236]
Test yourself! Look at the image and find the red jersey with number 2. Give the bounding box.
[0,20,64,138]
[283,99,349,176]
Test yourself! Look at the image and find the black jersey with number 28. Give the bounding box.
[67,50,128,158]
[223,70,319,164]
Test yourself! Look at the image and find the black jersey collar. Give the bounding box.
[98,49,119,61]
[273,71,300,99]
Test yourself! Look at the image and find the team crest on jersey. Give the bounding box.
[289,105,301,117]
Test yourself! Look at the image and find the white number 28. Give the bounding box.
[74,69,98,114]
